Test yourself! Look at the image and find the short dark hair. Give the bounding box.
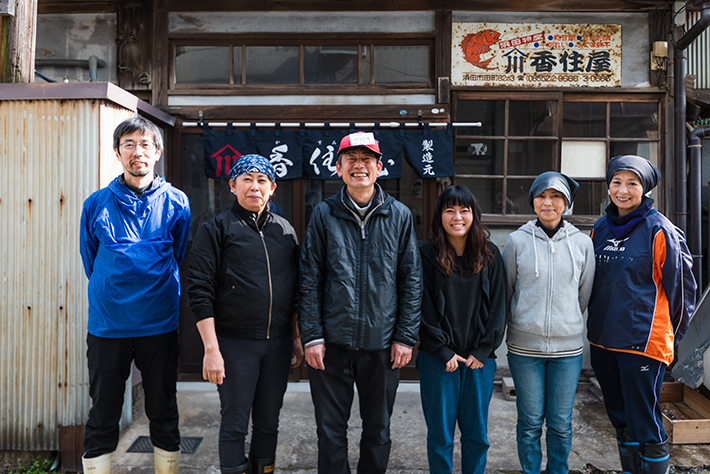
[113,117,164,153]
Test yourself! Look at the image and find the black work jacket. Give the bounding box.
[298,186,422,351]
[187,200,299,339]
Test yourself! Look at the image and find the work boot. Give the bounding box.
[617,428,639,474]
[221,460,250,474]
[154,447,180,474]
[249,458,275,474]
[639,440,670,474]
[82,452,112,474]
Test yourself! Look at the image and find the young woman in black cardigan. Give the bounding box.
[417,185,507,474]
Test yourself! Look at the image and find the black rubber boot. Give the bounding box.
[221,460,250,474]
[639,440,670,474]
[249,458,275,474]
[617,428,640,474]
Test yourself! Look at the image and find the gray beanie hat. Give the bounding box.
[528,171,579,209]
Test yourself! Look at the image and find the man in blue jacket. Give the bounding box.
[79,117,191,474]
[299,131,422,474]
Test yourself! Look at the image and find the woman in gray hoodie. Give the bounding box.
[502,172,595,474]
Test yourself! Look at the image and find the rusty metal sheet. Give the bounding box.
[0,98,133,450]
[452,22,622,87]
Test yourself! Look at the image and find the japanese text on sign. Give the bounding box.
[452,22,622,88]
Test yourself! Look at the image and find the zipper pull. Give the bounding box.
[549,240,555,253]
[361,223,366,240]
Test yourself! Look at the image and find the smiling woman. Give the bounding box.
[417,184,507,474]
[502,172,595,474]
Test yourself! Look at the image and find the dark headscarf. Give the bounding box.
[528,171,579,209]
[606,155,660,193]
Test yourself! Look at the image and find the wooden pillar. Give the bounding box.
[152,0,168,106]
[1,0,37,83]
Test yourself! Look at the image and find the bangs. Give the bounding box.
[439,186,477,210]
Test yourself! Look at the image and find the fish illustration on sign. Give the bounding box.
[461,29,501,70]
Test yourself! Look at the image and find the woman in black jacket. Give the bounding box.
[187,154,303,474]
[417,185,507,474]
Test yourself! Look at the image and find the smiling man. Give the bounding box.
[299,131,422,474]
[80,117,191,474]
[187,154,302,474]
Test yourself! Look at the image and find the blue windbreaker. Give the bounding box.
[588,209,696,365]
[80,176,191,338]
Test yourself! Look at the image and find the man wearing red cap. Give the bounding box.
[299,131,422,474]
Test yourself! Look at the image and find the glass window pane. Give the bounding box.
[373,45,428,84]
[455,178,503,214]
[509,101,558,137]
[572,180,607,216]
[455,100,505,136]
[175,46,229,84]
[610,141,659,166]
[506,179,535,215]
[304,46,358,84]
[233,46,242,84]
[610,102,659,138]
[507,140,556,176]
[562,102,606,137]
[454,139,504,175]
[246,46,299,84]
[561,141,607,178]
[362,46,371,84]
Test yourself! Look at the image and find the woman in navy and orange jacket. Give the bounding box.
[588,155,696,474]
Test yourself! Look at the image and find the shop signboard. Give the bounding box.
[452,22,622,87]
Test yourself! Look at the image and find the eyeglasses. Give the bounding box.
[120,141,156,152]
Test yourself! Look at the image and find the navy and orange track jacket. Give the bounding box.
[588,209,696,366]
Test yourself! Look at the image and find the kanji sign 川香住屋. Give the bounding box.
[451,22,621,87]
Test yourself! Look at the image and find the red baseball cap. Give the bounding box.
[337,132,382,160]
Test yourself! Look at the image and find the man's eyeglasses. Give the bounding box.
[120,141,156,152]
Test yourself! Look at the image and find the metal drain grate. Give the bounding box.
[126,436,203,454]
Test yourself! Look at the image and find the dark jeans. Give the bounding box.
[84,331,180,457]
[417,351,496,474]
[590,345,667,446]
[308,344,400,474]
[216,334,293,469]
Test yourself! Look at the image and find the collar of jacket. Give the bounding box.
[110,174,167,204]
[329,183,389,219]
[230,199,271,229]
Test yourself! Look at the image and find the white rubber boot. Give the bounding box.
[154,446,180,474]
[82,452,112,474]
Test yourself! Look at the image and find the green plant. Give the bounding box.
[8,456,53,474]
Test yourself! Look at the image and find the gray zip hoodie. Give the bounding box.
[502,220,595,354]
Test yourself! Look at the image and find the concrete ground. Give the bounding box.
[112,381,710,474]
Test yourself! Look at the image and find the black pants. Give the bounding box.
[216,334,293,468]
[308,344,400,474]
[590,345,667,446]
[84,331,180,457]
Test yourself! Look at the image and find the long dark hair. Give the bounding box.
[430,185,494,276]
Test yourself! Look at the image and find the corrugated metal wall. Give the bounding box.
[0,99,133,450]
[688,11,710,90]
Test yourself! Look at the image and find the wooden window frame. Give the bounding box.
[452,91,665,227]
[168,34,436,95]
